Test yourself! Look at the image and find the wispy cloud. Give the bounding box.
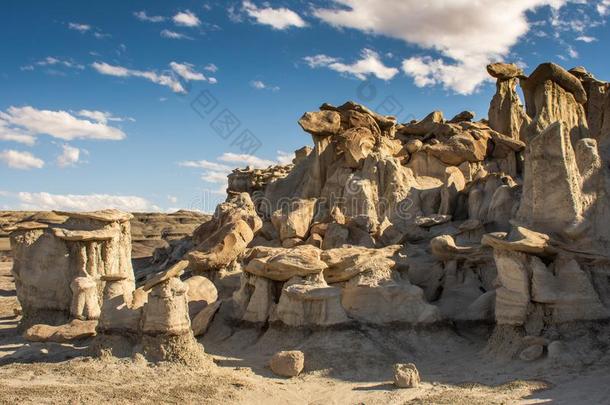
[134,10,165,22]
[21,56,85,72]
[170,62,207,81]
[576,35,597,43]
[241,0,307,30]
[92,61,186,93]
[160,29,193,40]
[75,110,133,124]
[204,63,218,73]
[304,48,398,81]
[0,150,44,170]
[68,22,91,32]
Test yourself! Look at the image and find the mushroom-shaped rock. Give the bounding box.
[142,277,191,336]
[270,350,305,377]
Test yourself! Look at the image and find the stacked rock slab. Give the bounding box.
[8,209,135,325]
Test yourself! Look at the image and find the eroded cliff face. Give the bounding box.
[7,62,610,363]
[183,61,610,331]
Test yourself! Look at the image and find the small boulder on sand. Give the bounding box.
[393,363,420,388]
[270,350,304,377]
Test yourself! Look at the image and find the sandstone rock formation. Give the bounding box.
[8,209,135,325]
[8,61,610,363]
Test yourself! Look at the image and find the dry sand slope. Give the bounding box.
[1,257,610,404]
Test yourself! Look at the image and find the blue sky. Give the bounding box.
[1,0,609,212]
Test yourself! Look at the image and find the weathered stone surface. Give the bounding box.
[188,192,262,272]
[341,276,441,324]
[298,110,341,137]
[270,350,305,377]
[517,122,584,236]
[393,363,420,388]
[321,246,399,283]
[185,275,218,317]
[24,319,97,342]
[191,300,221,337]
[70,276,101,320]
[273,276,348,326]
[494,250,531,325]
[244,245,327,281]
[271,198,317,241]
[336,127,376,168]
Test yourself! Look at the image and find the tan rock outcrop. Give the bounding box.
[187,192,262,272]
[9,209,134,324]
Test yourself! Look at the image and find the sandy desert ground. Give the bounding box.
[1,236,610,404]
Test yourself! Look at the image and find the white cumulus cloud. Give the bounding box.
[0,106,126,141]
[56,144,81,168]
[304,48,398,81]
[242,1,307,30]
[313,0,571,94]
[173,10,201,27]
[0,150,44,170]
